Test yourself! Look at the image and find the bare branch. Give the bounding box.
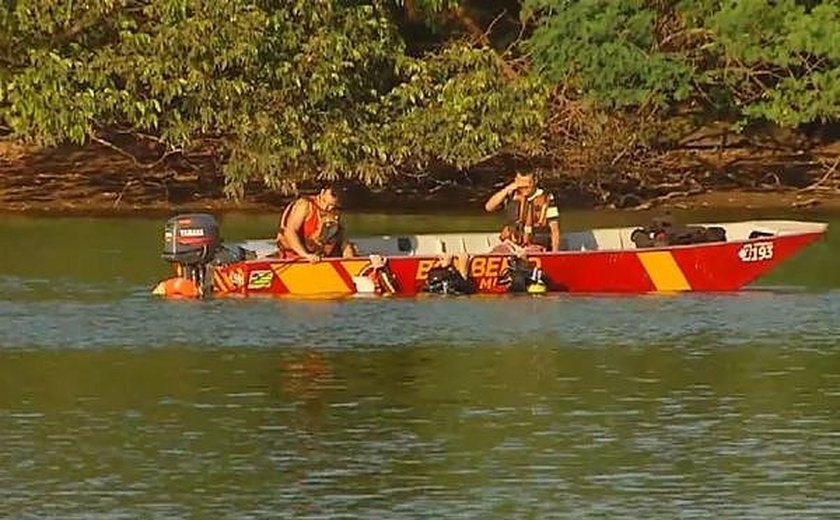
[91,134,182,170]
[799,156,840,192]
[449,6,518,80]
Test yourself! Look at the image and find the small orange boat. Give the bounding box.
[154,214,827,298]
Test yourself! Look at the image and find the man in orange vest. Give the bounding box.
[484,169,562,253]
[276,183,357,262]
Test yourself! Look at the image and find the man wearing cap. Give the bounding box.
[484,169,562,253]
[276,183,357,262]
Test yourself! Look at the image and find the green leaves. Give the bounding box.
[704,0,840,125]
[524,0,840,127]
[1,0,546,196]
[524,0,694,108]
[373,44,548,169]
[14,0,840,198]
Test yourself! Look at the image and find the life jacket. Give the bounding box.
[503,188,557,246]
[277,197,342,256]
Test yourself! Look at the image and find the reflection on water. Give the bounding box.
[0,344,838,518]
[0,211,838,518]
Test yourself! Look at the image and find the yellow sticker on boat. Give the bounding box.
[247,270,273,289]
[637,251,691,292]
[274,263,353,295]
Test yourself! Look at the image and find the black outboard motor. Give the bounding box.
[162,213,221,295]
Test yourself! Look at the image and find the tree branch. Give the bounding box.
[91,134,182,170]
[799,156,839,192]
[449,6,518,80]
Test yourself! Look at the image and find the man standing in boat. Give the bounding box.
[276,182,357,262]
[484,168,562,253]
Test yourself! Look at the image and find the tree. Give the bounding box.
[0,0,548,196]
[523,0,840,127]
[523,0,694,109]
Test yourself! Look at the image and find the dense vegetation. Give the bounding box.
[2,0,840,203]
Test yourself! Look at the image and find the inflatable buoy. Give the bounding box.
[152,277,200,298]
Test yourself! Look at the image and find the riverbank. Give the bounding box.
[3,140,840,216]
[3,185,840,216]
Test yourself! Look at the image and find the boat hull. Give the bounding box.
[208,230,824,297]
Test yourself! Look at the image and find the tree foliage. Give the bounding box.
[524,0,694,108]
[6,0,840,200]
[701,0,840,127]
[0,0,547,195]
[525,0,840,128]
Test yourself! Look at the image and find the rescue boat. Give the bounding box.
[153,214,827,297]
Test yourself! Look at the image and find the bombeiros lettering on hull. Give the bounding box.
[738,242,774,262]
[415,256,543,281]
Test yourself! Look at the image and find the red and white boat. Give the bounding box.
[154,216,827,297]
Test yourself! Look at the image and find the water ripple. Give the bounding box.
[1,287,838,350]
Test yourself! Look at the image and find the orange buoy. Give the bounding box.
[152,277,200,298]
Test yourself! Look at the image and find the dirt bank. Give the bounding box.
[2,140,840,216]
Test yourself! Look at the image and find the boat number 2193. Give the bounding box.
[738,242,774,262]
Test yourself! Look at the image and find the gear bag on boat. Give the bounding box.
[631,215,726,248]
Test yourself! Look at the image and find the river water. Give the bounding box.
[0,209,838,518]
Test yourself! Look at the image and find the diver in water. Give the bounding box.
[423,253,476,295]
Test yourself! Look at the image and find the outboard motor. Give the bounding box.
[162,213,221,296]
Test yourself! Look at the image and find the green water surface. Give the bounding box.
[0,209,837,518]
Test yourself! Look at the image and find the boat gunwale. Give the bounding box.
[228,225,828,267]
